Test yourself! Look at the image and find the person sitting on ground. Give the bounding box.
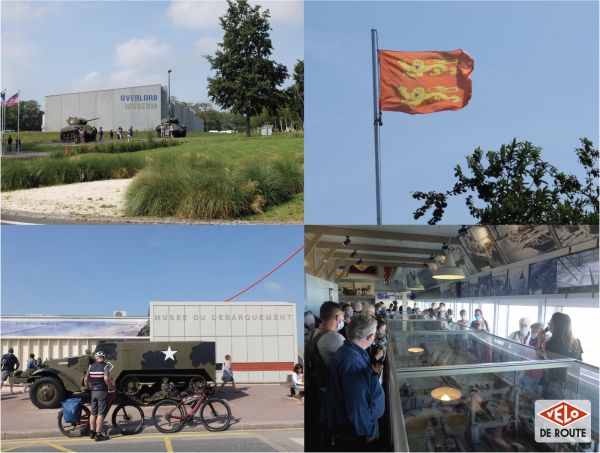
[290,363,304,402]
[326,315,385,451]
[508,318,531,344]
[1,348,19,394]
[219,355,239,393]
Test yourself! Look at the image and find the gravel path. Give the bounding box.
[1,179,130,219]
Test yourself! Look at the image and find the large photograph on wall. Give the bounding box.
[489,225,556,261]
[507,266,528,295]
[478,274,493,297]
[557,249,599,293]
[528,258,557,295]
[0,317,149,337]
[491,269,508,296]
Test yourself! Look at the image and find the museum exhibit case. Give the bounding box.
[384,319,599,452]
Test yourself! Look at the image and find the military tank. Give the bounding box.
[155,117,187,138]
[11,340,216,409]
[60,117,99,143]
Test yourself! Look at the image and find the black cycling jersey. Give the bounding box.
[87,362,110,391]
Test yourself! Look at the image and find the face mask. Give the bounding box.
[439,310,446,316]
[336,319,344,331]
[475,314,482,321]
[461,315,467,321]
[520,327,529,336]
[347,310,353,318]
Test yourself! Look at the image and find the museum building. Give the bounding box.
[42,84,204,133]
[0,301,297,384]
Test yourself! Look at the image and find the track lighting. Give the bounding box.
[342,236,351,246]
[441,243,449,251]
[350,249,357,258]
[357,258,363,265]
[458,225,469,237]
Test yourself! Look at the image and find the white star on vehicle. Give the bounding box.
[162,346,178,361]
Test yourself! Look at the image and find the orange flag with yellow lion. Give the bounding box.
[379,49,474,114]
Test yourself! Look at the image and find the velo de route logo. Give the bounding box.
[535,400,591,443]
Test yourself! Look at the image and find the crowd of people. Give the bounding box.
[304,298,584,451]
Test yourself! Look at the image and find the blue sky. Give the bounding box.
[1,225,304,345]
[1,0,303,107]
[304,1,599,224]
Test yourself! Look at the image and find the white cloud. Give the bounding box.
[194,36,221,55]
[168,1,226,29]
[264,281,283,293]
[114,38,171,70]
[167,0,302,28]
[3,1,57,23]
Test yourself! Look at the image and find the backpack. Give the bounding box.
[304,329,330,396]
[62,398,82,423]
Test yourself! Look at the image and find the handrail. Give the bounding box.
[385,339,409,452]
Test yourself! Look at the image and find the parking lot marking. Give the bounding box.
[164,435,174,453]
[2,445,30,452]
[44,442,74,452]
[1,431,252,446]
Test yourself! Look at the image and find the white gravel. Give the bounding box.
[1,179,131,218]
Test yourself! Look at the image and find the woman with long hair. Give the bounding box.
[542,312,583,399]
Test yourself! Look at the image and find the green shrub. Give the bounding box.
[123,153,304,220]
[1,161,34,191]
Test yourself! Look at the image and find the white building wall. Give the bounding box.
[43,85,204,133]
[150,301,298,384]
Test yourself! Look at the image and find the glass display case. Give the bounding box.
[385,319,599,452]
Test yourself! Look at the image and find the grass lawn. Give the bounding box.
[1,131,304,222]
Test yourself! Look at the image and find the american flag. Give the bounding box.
[0,90,5,106]
[6,92,20,107]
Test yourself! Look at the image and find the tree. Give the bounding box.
[4,100,44,131]
[286,59,304,127]
[206,0,288,136]
[412,138,599,225]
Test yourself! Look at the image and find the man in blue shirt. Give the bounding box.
[326,315,385,451]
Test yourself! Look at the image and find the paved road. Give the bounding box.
[0,428,303,452]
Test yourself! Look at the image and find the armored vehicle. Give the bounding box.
[13,341,215,409]
[155,117,187,138]
[60,117,99,143]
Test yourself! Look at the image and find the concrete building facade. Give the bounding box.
[0,301,298,384]
[43,84,203,133]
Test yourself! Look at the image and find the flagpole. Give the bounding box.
[17,90,20,152]
[371,29,382,225]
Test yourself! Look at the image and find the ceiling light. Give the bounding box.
[428,255,436,262]
[441,243,449,251]
[350,249,357,258]
[342,236,351,246]
[408,347,424,353]
[431,387,462,402]
[432,253,465,280]
[357,258,363,265]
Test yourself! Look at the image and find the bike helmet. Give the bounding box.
[94,351,105,359]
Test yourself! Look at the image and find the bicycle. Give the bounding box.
[57,390,144,438]
[151,384,232,433]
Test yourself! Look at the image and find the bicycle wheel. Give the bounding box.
[112,402,145,435]
[152,399,186,434]
[57,405,91,437]
[200,398,232,432]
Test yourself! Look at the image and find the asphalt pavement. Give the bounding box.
[0,428,304,452]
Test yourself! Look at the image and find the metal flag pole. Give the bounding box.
[17,90,20,152]
[371,29,383,225]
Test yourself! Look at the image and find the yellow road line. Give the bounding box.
[164,435,174,453]
[2,446,30,452]
[44,442,74,452]
[1,431,251,445]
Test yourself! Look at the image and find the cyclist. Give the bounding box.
[84,351,114,441]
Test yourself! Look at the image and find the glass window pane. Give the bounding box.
[507,305,539,340]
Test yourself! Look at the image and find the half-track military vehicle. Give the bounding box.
[12,341,215,409]
[155,117,187,138]
[60,117,99,143]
